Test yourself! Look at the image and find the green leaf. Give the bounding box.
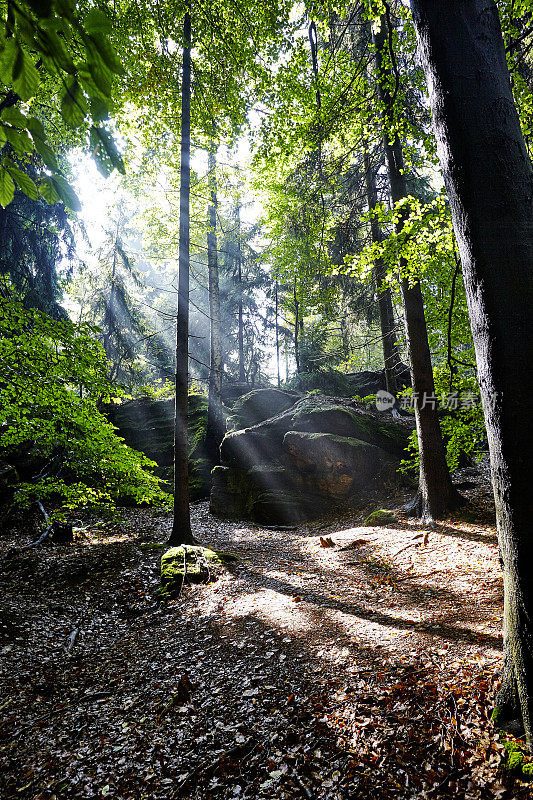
[38,29,75,73]
[90,97,109,121]
[1,107,27,127]
[90,126,125,177]
[6,163,38,200]
[0,40,18,87]
[84,10,112,35]
[32,136,58,170]
[60,78,87,128]
[12,49,40,102]
[39,175,60,204]
[51,175,81,211]
[27,116,46,141]
[88,35,124,76]
[83,56,112,97]
[2,125,33,154]
[55,0,75,20]
[0,169,15,207]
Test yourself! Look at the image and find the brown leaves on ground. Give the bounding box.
[0,478,529,799]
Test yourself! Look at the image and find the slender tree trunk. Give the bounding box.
[169,11,194,546]
[363,148,401,396]
[205,143,224,467]
[236,203,245,383]
[374,15,459,521]
[410,0,533,745]
[102,220,120,361]
[275,278,281,387]
[293,280,301,374]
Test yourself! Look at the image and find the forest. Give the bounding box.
[0,0,533,797]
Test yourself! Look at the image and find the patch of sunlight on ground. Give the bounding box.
[224,586,315,633]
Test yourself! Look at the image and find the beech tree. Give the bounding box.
[363,147,401,397]
[205,144,224,466]
[169,11,194,546]
[409,0,533,744]
[372,10,460,520]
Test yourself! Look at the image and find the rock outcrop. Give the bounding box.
[210,394,412,524]
[227,388,300,431]
[106,394,210,497]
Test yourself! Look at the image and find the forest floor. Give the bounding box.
[0,473,531,800]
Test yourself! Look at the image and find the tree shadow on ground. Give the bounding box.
[230,562,502,651]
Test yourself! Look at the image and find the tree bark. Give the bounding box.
[205,144,224,468]
[275,277,281,387]
[409,0,533,745]
[363,148,401,397]
[169,11,194,546]
[236,203,245,383]
[373,14,459,521]
[293,280,301,374]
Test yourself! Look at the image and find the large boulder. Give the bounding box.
[220,396,409,468]
[227,388,300,431]
[345,364,411,398]
[106,394,210,498]
[211,395,413,524]
[284,432,397,500]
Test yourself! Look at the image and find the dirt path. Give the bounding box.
[0,492,527,799]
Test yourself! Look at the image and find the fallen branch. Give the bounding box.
[390,534,425,558]
[66,627,79,653]
[290,767,315,800]
[173,737,256,796]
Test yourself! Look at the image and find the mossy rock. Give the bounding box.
[106,393,211,499]
[227,388,299,431]
[501,739,533,779]
[364,509,398,526]
[160,545,237,597]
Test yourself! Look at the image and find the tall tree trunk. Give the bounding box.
[275,277,281,387]
[410,0,533,745]
[169,11,194,546]
[363,148,401,397]
[205,143,224,467]
[293,280,301,374]
[102,220,120,362]
[373,14,459,521]
[236,203,245,383]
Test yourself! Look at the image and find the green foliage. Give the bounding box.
[0,0,125,210]
[0,176,78,316]
[399,373,485,477]
[0,296,168,515]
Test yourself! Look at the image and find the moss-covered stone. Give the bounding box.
[500,738,533,779]
[227,388,299,431]
[160,545,237,596]
[284,431,396,500]
[105,393,211,498]
[505,741,524,771]
[522,762,533,778]
[364,509,398,526]
[212,394,411,525]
